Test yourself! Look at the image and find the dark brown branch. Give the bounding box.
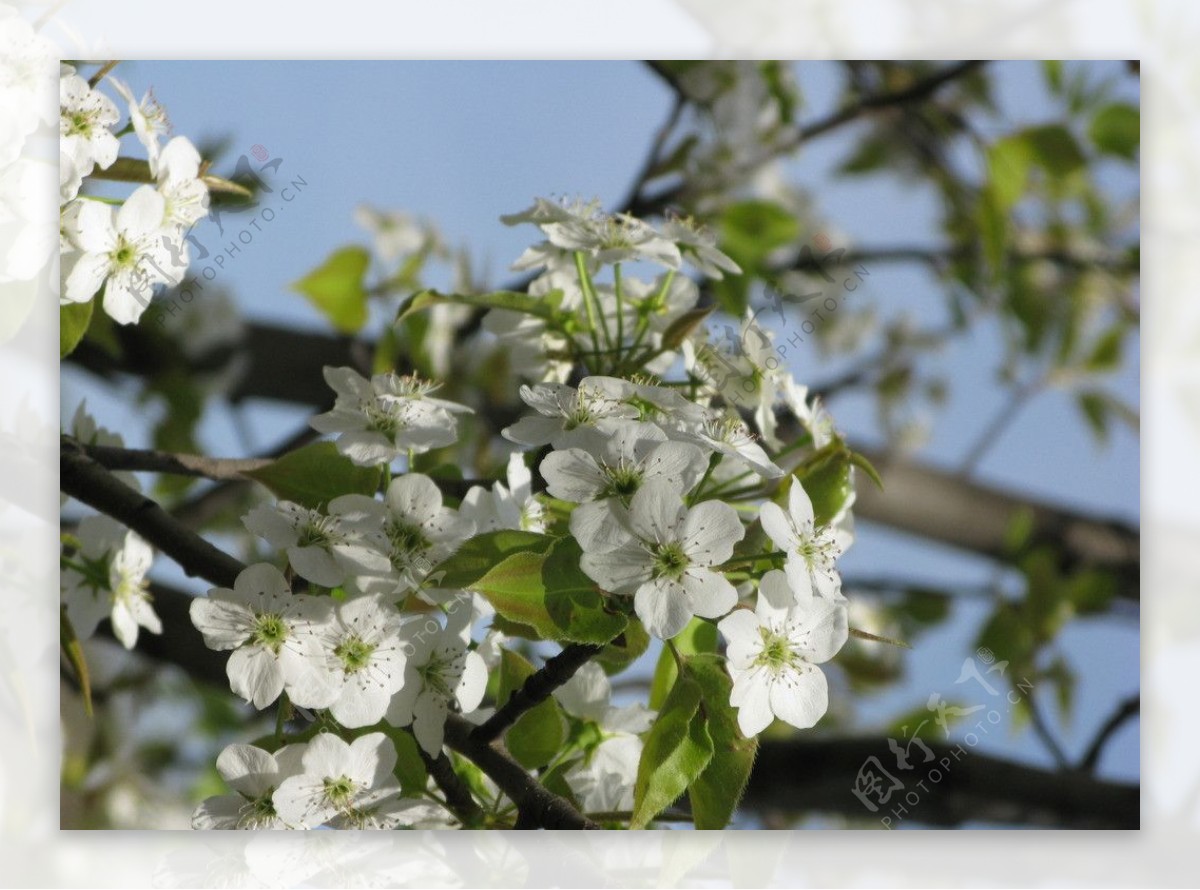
[72,437,273,481]
[1079,696,1140,773]
[471,643,603,743]
[422,750,485,826]
[444,715,598,830]
[747,735,1138,829]
[849,444,1140,601]
[61,436,245,589]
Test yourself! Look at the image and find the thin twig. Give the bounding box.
[957,376,1044,476]
[471,643,603,743]
[88,60,120,88]
[72,437,273,481]
[1079,695,1139,772]
[1025,687,1071,770]
[634,61,989,215]
[60,438,245,588]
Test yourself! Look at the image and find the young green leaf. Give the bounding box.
[459,537,627,645]
[61,299,95,359]
[631,676,713,829]
[291,246,371,334]
[431,530,555,589]
[685,654,757,830]
[398,289,563,322]
[245,441,381,508]
[497,650,567,770]
[648,618,718,711]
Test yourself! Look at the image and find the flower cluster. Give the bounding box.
[193,733,452,830]
[182,197,861,830]
[59,63,210,325]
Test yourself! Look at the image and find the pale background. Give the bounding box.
[0,0,1191,884]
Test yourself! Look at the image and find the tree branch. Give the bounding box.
[471,643,603,743]
[745,735,1138,829]
[61,436,244,589]
[632,61,989,215]
[422,750,485,826]
[1079,695,1140,773]
[849,443,1140,601]
[70,437,273,481]
[443,715,598,830]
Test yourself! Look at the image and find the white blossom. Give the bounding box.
[192,743,306,830]
[337,473,474,599]
[579,480,744,639]
[242,499,392,588]
[502,376,639,448]
[153,135,210,230]
[109,77,172,166]
[189,563,338,710]
[758,482,852,602]
[458,453,545,535]
[660,216,741,280]
[682,410,784,479]
[60,186,187,324]
[354,204,431,264]
[310,366,471,466]
[718,569,848,735]
[61,514,160,650]
[387,619,487,756]
[272,732,403,828]
[59,70,118,181]
[315,593,409,728]
[541,421,708,553]
[502,197,681,271]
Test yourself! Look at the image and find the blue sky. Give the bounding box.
[63,61,1140,808]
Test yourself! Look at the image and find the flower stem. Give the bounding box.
[574,251,608,370]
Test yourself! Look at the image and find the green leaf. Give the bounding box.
[459,537,628,644]
[975,602,1036,669]
[1084,325,1124,372]
[497,650,566,770]
[898,589,951,627]
[1064,570,1117,615]
[1077,390,1111,442]
[593,617,651,675]
[60,300,95,359]
[649,618,718,711]
[291,246,371,334]
[1022,124,1087,178]
[60,610,93,717]
[685,655,757,829]
[715,200,800,316]
[398,289,562,322]
[987,135,1034,212]
[1089,102,1139,160]
[978,187,1008,277]
[793,444,853,527]
[886,703,957,740]
[431,530,555,589]
[661,305,715,350]
[386,728,428,796]
[245,441,381,509]
[631,677,714,829]
[849,450,884,491]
